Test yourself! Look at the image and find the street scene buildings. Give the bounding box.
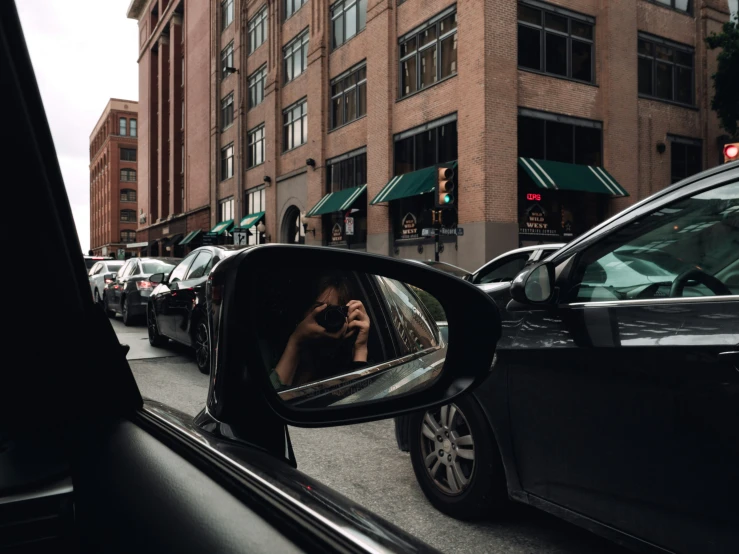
[115,0,731,269]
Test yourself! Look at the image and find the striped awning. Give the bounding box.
[518,158,629,197]
[238,211,265,229]
[179,230,202,245]
[209,219,234,235]
[306,185,367,217]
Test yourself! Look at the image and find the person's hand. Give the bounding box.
[290,304,345,348]
[346,300,370,361]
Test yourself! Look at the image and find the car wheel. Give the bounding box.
[194,318,210,374]
[409,394,507,521]
[122,296,133,327]
[394,415,411,452]
[147,306,167,347]
[103,293,115,318]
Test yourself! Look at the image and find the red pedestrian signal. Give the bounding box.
[724,143,739,163]
[435,165,455,209]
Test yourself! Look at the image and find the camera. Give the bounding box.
[316,305,348,333]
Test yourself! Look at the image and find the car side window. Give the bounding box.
[568,182,739,303]
[118,261,132,279]
[186,252,212,280]
[89,263,100,276]
[476,254,530,284]
[169,252,198,283]
[128,261,141,276]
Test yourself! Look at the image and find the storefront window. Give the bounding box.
[323,149,367,248]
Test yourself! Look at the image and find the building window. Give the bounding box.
[324,148,368,246]
[285,0,307,20]
[119,118,127,135]
[392,116,458,240]
[120,169,137,182]
[647,0,692,15]
[283,98,307,151]
[221,41,235,79]
[219,197,234,222]
[221,143,234,180]
[222,0,234,30]
[248,65,267,108]
[247,124,265,168]
[518,109,602,166]
[121,230,137,243]
[638,34,694,105]
[121,148,137,162]
[221,92,234,129]
[669,136,702,183]
[517,2,595,83]
[245,187,266,245]
[130,119,137,137]
[331,0,367,50]
[120,189,137,202]
[248,6,268,54]
[330,62,366,130]
[399,8,457,98]
[120,209,136,222]
[327,149,366,193]
[284,29,309,83]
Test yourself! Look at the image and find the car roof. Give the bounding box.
[135,257,182,264]
[405,259,471,278]
[472,243,565,274]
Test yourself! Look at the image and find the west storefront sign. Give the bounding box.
[401,212,419,239]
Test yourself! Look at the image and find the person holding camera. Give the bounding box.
[271,273,371,389]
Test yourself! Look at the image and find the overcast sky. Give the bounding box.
[18,0,138,253]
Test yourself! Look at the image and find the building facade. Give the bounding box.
[127,0,731,269]
[89,99,139,258]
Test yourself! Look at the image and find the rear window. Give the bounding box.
[106,262,124,271]
[142,262,176,274]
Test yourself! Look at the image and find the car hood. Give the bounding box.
[142,400,439,554]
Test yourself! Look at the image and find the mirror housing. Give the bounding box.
[510,261,555,305]
[204,245,501,428]
[149,272,165,285]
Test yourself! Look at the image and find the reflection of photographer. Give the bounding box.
[271,273,371,388]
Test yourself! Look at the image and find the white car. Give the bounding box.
[88,259,125,306]
[467,243,564,284]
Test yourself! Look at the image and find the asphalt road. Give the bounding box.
[113,315,630,554]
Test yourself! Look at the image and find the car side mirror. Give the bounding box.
[510,261,555,304]
[203,245,501,428]
[149,272,165,284]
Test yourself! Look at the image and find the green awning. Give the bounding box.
[179,230,202,245]
[306,185,367,217]
[370,162,457,205]
[518,158,629,197]
[210,219,234,235]
[238,211,265,229]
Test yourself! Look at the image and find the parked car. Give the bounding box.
[8,10,499,551]
[103,257,180,326]
[467,243,564,284]
[88,259,124,306]
[398,162,739,554]
[406,259,472,280]
[146,246,245,373]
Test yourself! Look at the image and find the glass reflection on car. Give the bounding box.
[253,270,447,409]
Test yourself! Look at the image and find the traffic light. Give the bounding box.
[724,143,739,163]
[435,165,455,208]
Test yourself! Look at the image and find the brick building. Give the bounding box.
[89,99,139,258]
[127,0,731,269]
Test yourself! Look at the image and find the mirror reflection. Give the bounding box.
[254,270,447,409]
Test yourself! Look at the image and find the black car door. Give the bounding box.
[171,250,212,344]
[504,177,739,553]
[157,252,198,339]
[111,260,132,309]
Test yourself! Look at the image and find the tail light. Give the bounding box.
[104,277,114,284]
[136,280,154,290]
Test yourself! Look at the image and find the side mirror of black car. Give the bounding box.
[149,272,165,285]
[204,245,501,427]
[510,261,555,305]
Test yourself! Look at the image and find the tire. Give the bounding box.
[394,415,411,452]
[409,394,507,521]
[122,296,133,327]
[103,293,115,318]
[193,316,210,375]
[147,306,167,347]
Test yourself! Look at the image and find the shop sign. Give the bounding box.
[401,212,418,239]
[202,233,218,246]
[331,223,343,243]
[520,202,559,238]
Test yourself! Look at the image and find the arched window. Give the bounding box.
[120,209,136,222]
[120,189,137,202]
[119,118,127,136]
[121,169,137,182]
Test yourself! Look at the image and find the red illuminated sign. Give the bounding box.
[527,193,542,201]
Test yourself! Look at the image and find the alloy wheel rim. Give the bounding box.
[195,322,209,369]
[419,403,475,496]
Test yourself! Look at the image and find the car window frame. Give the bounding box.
[185,251,213,280]
[168,251,200,283]
[118,260,133,280]
[474,252,532,284]
[555,176,739,307]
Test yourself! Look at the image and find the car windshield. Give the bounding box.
[107,262,124,271]
[142,262,176,274]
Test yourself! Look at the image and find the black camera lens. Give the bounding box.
[318,305,348,333]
